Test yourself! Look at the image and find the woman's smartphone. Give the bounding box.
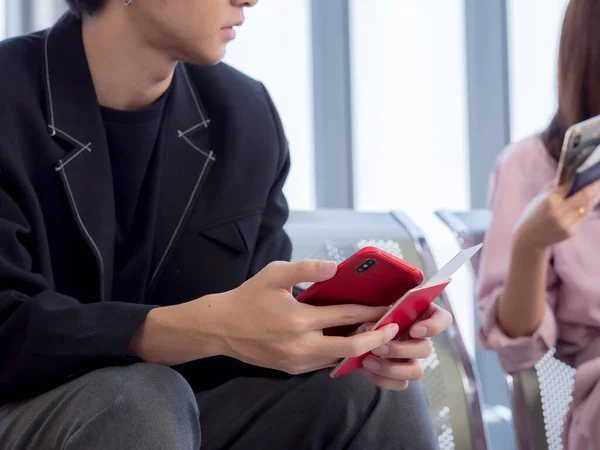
[295,247,424,335]
[556,115,600,186]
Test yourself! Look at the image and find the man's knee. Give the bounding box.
[305,370,438,448]
[64,363,200,450]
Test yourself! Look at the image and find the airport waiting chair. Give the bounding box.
[436,209,576,450]
[285,209,489,450]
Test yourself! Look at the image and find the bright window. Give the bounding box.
[350,0,469,215]
[224,1,315,210]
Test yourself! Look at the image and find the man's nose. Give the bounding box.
[233,0,259,8]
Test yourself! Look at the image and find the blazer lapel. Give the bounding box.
[43,14,116,303]
[43,15,216,300]
[147,63,216,294]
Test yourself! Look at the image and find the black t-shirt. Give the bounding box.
[100,92,169,301]
[101,95,168,242]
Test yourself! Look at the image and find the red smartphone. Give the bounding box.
[295,244,482,378]
[296,246,424,308]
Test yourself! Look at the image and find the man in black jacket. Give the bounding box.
[0,1,451,448]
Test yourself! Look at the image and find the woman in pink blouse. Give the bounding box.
[477,1,600,448]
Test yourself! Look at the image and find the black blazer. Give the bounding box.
[0,14,292,404]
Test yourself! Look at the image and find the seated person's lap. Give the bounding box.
[0,363,438,450]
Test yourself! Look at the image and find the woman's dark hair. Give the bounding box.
[65,0,107,17]
[543,0,600,160]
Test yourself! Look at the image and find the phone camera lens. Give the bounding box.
[574,135,582,147]
[355,259,376,273]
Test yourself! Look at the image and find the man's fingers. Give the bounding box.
[316,323,399,358]
[409,304,453,338]
[260,260,338,288]
[362,357,424,381]
[351,322,376,336]
[308,305,388,331]
[363,371,410,391]
[371,338,433,360]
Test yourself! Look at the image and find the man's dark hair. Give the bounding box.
[65,0,107,17]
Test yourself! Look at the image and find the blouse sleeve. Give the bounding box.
[477,142,559,373]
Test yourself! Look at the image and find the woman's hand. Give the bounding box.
[514,179,600,252]
[495,178,600,339]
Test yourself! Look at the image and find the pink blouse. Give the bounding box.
[477,134,600,448]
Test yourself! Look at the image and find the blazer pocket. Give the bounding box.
[196,210,263,255]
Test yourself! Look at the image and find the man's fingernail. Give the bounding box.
[387,324,400,339]
[372,345,389,356]
[411,326,427,338]
[319,261,338,276]
[363,358,380,371]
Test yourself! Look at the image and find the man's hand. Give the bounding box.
[359,304,453,391]
[214,260,400,374]
[130,260,399,373]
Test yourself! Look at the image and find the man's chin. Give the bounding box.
[179,47,226,66]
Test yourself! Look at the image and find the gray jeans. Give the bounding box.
[0,363,439,450]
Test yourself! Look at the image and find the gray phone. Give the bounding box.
[556,115,600,186]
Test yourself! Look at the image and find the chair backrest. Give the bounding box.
[285,209,489,450]
[510,350,576,450]
[435,209,576,450]
[435,210,491,276]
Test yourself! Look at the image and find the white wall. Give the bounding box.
[350,0,469,216]
[507,0,569,143]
